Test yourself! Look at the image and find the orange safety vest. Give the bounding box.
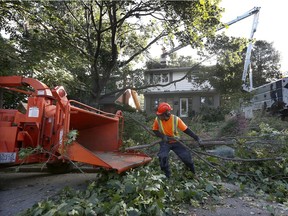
[156,115,179,138]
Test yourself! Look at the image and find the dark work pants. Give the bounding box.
[157,141,195,178]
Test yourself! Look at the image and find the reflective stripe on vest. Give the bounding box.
[157,115,179,137]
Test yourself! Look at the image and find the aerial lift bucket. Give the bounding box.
[63,101,152,173]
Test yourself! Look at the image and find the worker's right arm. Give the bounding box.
[153,130,168,142]
[152,118,168,141]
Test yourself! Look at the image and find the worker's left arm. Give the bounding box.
[183,128,201,143]
[178,118,202,144]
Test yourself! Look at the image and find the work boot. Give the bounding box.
[192,174,199,181]
[165,172,171,179]
[185,171,199,181]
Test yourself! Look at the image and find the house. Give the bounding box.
[99,89,141,113]
[143,66,220,120]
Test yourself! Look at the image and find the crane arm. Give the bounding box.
[160,7,261,92]
[218,7,260,31]
[241,8,260,92]
[161,7,261,57]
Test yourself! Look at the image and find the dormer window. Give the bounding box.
[150,73,169,84]
[186,75,192,83]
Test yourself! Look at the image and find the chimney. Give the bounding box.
[160,47,168,66]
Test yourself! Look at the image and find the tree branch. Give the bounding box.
[118,31,167,67]
[101,52,217,98]
[193,150,284,162]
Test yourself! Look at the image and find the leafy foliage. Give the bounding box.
[20,159,223,216]
[64,130,79,146]
[217,114,249,137]
[204,35,282,95]
[17,113,288,215]
[122,111,152,144]
[249,112,288,132]
[227,126,288,202]
[251,40,282,86]
[18,147,40,160]
[0,0,223,105]
[198,106,227,122]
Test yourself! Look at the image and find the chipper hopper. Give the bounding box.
[0,76,152,173]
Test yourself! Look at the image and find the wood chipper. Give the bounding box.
[0,76,152,173]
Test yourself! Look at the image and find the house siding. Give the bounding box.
[144,67,220,119]
[146,72,199,92]
[144,91,219,117]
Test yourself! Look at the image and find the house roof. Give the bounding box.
[144,89,217,95]
[145,65,208,74]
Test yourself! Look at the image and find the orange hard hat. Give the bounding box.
[156,102,172,115]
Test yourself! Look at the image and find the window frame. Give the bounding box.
[180,98,189,117]
[151,73,169,84]
[200,96,214,107]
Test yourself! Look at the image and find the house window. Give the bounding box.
[151,73,169,84]
[161,73,169,83]
[180,98,188,117]
[154,98,165,111]
[153,98,174,112]
[186,75,192,83]
[200,96,214,107]
[154,99,159,110]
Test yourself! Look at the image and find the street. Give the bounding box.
[0,166,98,216]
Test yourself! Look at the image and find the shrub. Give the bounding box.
[217,114,248,137]
[198,106,228,122]
[122,111,152,145]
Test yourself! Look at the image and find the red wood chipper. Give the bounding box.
[0,76,152,173]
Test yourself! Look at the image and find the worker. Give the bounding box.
[152,102,202,178]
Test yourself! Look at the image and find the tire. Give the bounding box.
[46,161,73,174]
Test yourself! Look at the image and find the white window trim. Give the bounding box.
[180,98,188,117]
[152,73,169,84]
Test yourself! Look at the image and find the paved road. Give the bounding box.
[1,166,287,216]
[0,168,98,216]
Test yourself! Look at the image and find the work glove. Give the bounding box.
[197,138,205,150]
[197,138,202,146]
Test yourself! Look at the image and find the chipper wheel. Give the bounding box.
[46,160,73,174]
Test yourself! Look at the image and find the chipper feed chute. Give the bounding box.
[65,102,152,173]
[0,76,152,173]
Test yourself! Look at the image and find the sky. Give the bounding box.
[150,0,288,75]
[219,0,288,73]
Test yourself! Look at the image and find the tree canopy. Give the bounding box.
[202,34,282,94]
[251,40,281,87]
[0,0,223,105]
[0,0,283,111]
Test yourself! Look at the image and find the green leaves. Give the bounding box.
[1,0,224,105]
[20,159,222,215]
[209,37,282,96]
[65,130,78,145]
[18,114,288,215]
[205,182,215,193]
[18,147,35,160]
[18,146,43,160]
